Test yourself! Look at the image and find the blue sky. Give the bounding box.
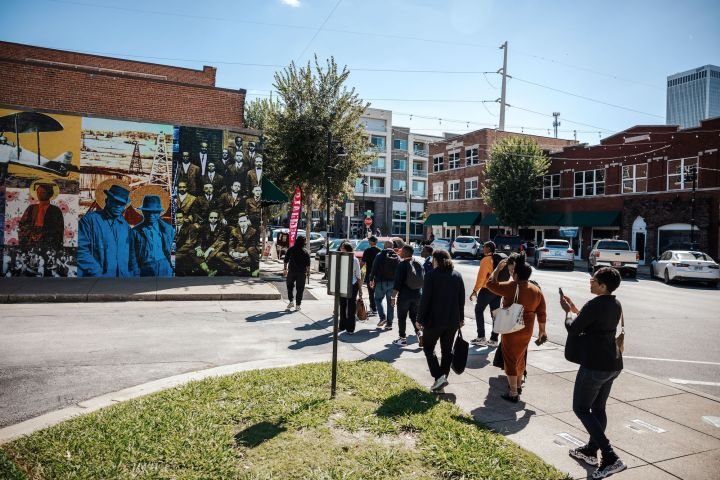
[2,0,719,144]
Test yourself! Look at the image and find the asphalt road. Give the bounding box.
[452,257,720,397]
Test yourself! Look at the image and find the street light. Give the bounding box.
[685,165,698,250]
[399,186,414,244]
[325,130,347,260]
[361,176,368,238]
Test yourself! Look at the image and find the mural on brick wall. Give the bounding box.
[1,108,80,277]
[171,128,261,277]
[1,108,262,278]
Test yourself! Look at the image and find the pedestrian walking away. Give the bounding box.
[469,241,505,347]
[369,240,401,331]
[416,250,465,394]
[561,267,627,479]
[487,254,547,403]
[339,242,362,334]
[421,245,434,275]
[360,236,381,316]
[391,245,424,347]
[283,236,310,311]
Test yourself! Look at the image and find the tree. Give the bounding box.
[263,56,371,236]
[244,97,281,132]
[482,136,550,232]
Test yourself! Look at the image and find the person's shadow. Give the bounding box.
[466,375,538,436]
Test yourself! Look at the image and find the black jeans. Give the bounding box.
[286,270,306,305]
[397,295,420,338]
[573,366,621,457]
[339,283,359,333]
[365,280,376,311]
[475,289,500,340]
[422,324,456,380]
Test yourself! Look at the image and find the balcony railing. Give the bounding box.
[412,169,427,177]
[355,185,386,195]
[361,165,387,174]
[367,145,385,153]
[413,149,428,157]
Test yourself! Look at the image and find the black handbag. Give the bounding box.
[492,341,504,369]
[451,329,469,375]
[564,333,585,364]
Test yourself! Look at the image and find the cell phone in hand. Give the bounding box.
[558,287,565,298]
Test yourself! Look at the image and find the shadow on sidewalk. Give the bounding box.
[247,311,287,322]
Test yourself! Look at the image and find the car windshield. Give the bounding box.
[455,237,474,243]
[596,241,629,250]
[676,252,712,261]
[546,241,569,248]
[356,240,370,251]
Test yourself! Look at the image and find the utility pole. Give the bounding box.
[686,165,698,249]
[498,41,508,131]
[406,150,411,244]
[552,112,561,139]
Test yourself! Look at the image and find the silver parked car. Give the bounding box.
[534,239,575,270]
[430,238,451,252]
[451,236,481,258]
[651,250,720,286]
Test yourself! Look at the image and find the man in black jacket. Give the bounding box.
[369,240,401,330]
[283,236,311,312]
[360,236,381,315]
[391,245,423,347]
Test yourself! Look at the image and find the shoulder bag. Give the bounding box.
[451,329,469,375]
[492,285,525,334]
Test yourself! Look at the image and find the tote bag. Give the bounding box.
[451,329,469,375]
[356,297,368,321]
[492,285,525,334]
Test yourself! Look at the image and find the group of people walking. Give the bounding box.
[283,235,627,479]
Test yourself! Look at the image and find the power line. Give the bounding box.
[506,105,613,132]
[296,0,344,62]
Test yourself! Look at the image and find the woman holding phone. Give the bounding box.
[560,267,626,479]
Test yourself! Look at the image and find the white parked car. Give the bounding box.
[451,236,481,258]
[651,250,720,287]
[534,239,575,270]
[430,238,451,252]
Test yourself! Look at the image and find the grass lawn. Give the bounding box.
[0,361,570,479]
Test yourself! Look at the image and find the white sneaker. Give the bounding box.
[431,374,449,392]
[295,304,301,312]
[392,337,407,346]
[483,339,499,347]
[287,301,295,310]
[471,337,487,345]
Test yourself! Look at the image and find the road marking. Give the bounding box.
[555,432,585,447]
[626,424,645,433]
[624,355,720,366]
[631,419,666,433]
[702,416,720,428]
[669,378,720,387]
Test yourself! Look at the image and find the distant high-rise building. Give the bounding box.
[666,65,720,128]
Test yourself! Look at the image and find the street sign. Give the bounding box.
[345,202,354,217]
[364,217,373,226]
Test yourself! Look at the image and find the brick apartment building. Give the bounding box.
[426,119,720,263]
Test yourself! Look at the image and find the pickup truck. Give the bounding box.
[588,239,639,277]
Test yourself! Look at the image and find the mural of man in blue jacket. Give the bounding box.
[131,194,175,277]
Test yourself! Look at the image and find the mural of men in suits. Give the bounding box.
[200,161,225,194]
[177,151,201,194]
[174,211,209,276]
[247,141,257,162]
[131,195,174,277]
[174,181,198,219]
[228,212,259,275]
[246,185,262,223]
[217,148,233,176]
[225,151,248,193]
[198,210,237,275]
[194,142,210,177]
[218,181,244,223]
[193,183,219,224]
[18,182,64,251]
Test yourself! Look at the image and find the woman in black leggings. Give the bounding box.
[283,236,310,311]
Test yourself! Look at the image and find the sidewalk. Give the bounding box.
[2,261,718,479]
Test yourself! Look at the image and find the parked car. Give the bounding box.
[430,238,451,252]
[271,229,325,254]
[493,235,525,255]
[451,236,481,258]
[354,236,404,260]
[317,239,356,272]
[588,239,639,277]
[534,239,574,270]
[650,250,720,286]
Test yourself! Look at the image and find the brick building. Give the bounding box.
[425,119,720,263]
[425,129,576,239]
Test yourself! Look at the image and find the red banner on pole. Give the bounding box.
[288,186,302,247]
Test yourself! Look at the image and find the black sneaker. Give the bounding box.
[592,454,626,479]
[569,444,598,466]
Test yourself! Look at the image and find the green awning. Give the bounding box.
[424,212,482,226]
[479,213,498,226]
[531,212,564,226]
[559,211,620,227]
[261,177,289,205]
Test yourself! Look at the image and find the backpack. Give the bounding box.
[405,259,425,289]
[379,250,400,280]
[492,252,511,282]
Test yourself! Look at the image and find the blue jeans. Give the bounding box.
[573,366,621,457]
[374,280,394,325]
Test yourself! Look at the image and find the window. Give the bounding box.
[393,139,408,151]
[466,147,479,166]
[448,180,460,200]
[543,174,560,199]
[392,179,406,192]
[433,155,444,172]
[622,164,648,193]
[432,182,443,201]
[412,180,426,195]
[574,169,605,197]
[448,150,460,169]
[413,142,426,156]
[361,118,386,131]
[392,158,407,171]
[464,177,478,198]
[667,157,698,190]
[370,135,385,152]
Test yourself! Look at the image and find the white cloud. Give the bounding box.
[281,0,301,7]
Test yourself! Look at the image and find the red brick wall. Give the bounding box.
[0,41,216,86]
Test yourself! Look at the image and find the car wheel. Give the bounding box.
[628,269,636,278]
[567,263,574,271]
[587,261,593,273]
[664,269,672,284]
